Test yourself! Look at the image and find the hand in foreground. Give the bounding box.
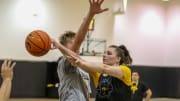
[1,60,16,81]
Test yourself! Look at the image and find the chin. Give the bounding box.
[103,61,107,64]
[103,62,111,65]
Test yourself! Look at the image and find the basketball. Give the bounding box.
[25,30,51,56]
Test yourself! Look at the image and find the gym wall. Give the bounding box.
[0,60,179,98]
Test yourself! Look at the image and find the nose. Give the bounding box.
[103,53,107,58]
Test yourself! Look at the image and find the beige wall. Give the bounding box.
[2,0,180,66]
[113,0,180,66]
[0,0,118,61]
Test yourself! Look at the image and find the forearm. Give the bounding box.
[0,79,12,101]
[79,61,123,78]
[79,61,105,73]
[57,42,78,57]
[145,96,151,101]
[71,11,95,51]
[145,89,152,101]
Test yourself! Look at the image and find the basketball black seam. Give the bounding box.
[46,34,50,50]
[35,31,47,51]
[27,36,44,51]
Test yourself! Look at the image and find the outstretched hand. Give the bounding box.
[1,60,16,81]
[89,0,109,14]
[51,39,59,49]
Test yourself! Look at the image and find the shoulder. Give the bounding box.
[57,56,63,62]
[119,65,131,73]
[139,81,150,90]
[118,65,132,86]
[139,81,148,86]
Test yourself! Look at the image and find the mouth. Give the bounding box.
[103,58,107,63]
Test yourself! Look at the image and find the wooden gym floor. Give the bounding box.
[10,98,180,101]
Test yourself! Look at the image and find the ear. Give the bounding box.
[116,56,121,64]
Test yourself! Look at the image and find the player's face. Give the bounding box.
[65,38,75,49]
[132,72,139,81]
[103,47,120,65]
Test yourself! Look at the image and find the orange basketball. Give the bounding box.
[25,30,51,57]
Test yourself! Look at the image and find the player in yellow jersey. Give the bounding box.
[51,38,133,101]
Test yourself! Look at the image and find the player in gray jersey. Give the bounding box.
[55,0,108,101]
[57,57,90,101]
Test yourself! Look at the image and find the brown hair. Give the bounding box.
[109,45,132,65]
[59,31,76,45]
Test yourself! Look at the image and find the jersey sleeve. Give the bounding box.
[89,72,101,88]
[118,65,131,86]
[142,82,150,93]
[61,56,77,73]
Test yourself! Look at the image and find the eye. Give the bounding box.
[107,51,112,55]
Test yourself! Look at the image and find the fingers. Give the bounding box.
[97,0,100,3]
[10,62,16,70]
[68,54,77,61]
[92,0,103,4]
[1,59,16,77]
[50,38,58,49]
[102,8,109,12]
[50,38,55,45]
[75,59,80,64]
[89,0,108,15]
[50,46,57,50]
[99,0,104,4]
[70,54,77,58]
[3,59,16,70]
[7,59,12,68]
[0,59,15,80]
[91,0,104,4]
[89,0,92,5]
[98,8,109,13]
[67,56,74,61]
[51,38,55,42]
[66,55,78,66]
[1,59,7,71]
[66,54,81,66]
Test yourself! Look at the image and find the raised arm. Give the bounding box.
[0,60,16,101]
[70,0,108,52]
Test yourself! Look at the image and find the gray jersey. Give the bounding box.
[57,56,89,101]
[78,68,92,94]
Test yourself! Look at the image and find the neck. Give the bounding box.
[133,80,139,83]
[113,63,120,66]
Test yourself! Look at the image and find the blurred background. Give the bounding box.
[0,0,180,100]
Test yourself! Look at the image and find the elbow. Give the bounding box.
[149,90,153,97]
[147,89,153,97]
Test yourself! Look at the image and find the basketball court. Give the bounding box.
[0,0,180,101]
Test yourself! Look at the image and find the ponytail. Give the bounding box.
[119,45,133,64]
[109,45,132,65]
